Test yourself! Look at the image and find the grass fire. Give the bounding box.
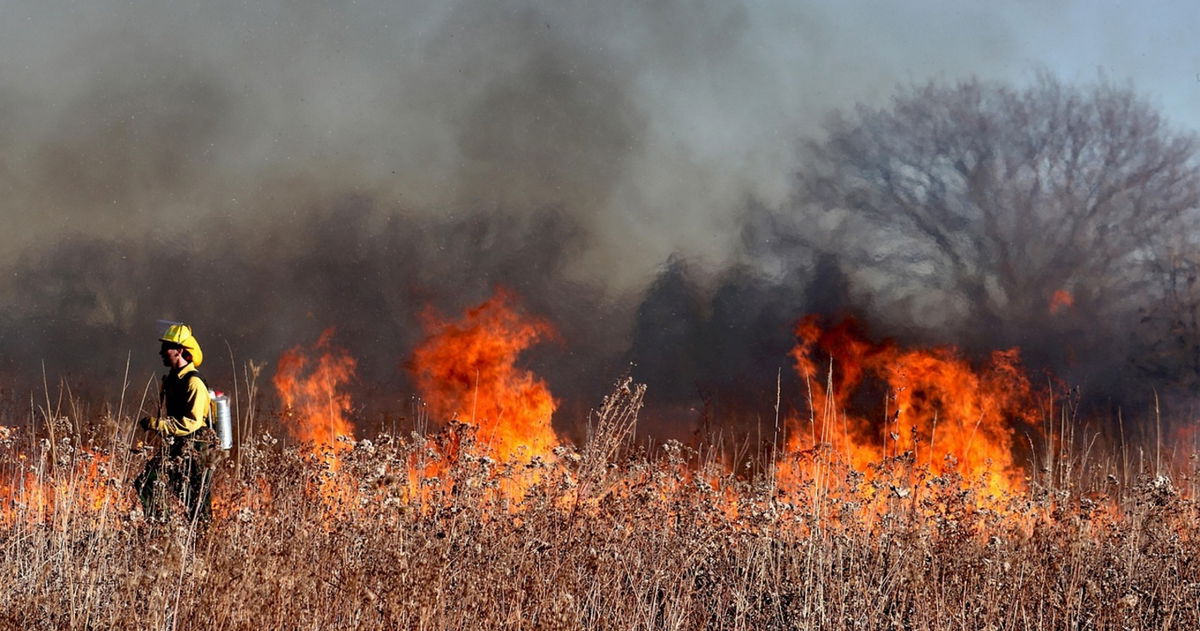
[5,5,1200,627]
[4,290,1200,629]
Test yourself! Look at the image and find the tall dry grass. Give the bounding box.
[2,381,1200,630]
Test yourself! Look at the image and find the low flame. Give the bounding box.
[782,316,1037,500]
[1,447,128,526]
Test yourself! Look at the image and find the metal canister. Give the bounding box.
[209,390,233,450]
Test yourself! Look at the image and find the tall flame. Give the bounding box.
[410,290,559,462]
[785,316,1037,498]
[273,328,357,459]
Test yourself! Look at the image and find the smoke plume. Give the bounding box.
[2,0,1195,436]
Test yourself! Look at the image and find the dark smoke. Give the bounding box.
[622,204,865,439]
[0,203,621,417]
[1,0,664,421]
[3,0,1198,441]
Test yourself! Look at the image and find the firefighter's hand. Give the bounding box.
[138,416,153,431]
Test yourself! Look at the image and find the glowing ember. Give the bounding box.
[783,316,1038,499]
[409,290,559,463]
[1050,289,1074,315]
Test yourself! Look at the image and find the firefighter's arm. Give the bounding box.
[145,414,205,436]
[146,379,210,436]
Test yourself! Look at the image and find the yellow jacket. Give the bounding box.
[147,363,211,437]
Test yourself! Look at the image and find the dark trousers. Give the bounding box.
[134,437,213,525]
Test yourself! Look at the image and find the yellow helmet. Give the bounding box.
[160,323,204,367]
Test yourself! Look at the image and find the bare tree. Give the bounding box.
[1138,243,1200,390]
[794,74,1200,351]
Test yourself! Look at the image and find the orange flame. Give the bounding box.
[273,329,357,450]
[783,316,1037,499]
[1049,289,1074,315]
[1,447,129,526]
[409,290,559,463]
[273,329,357,510]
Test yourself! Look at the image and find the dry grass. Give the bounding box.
[3,384,1200,630]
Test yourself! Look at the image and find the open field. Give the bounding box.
[4,5,1200,629]
[3,380,1200,631]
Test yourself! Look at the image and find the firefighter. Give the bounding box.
[134,323,215,524]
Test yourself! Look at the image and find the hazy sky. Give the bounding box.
[1,0,1197,291]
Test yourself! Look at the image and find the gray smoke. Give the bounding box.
[1,0,1061,276]
[2,0,1193,433]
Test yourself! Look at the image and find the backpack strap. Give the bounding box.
[183,369,213,426]
[186,369,207,388]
